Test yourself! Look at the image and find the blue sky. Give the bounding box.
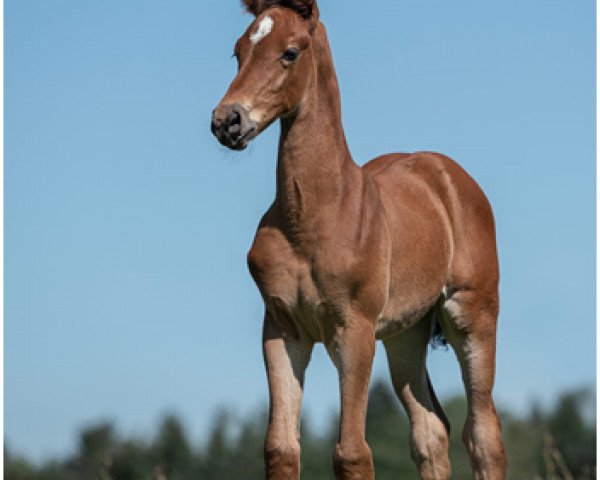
[6,0,595,461]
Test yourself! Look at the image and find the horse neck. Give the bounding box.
[275,23,361,234]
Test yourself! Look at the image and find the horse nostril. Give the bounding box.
[227,108,242,136]
[228,109,241,125]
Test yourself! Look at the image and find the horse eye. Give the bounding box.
[282,48,299,63]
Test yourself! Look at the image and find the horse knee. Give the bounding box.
[333,440,374,479]
[264,441,300,479]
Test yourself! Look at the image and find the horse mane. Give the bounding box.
[242,0,315,19]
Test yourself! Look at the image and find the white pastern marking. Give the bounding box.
[250,16,274,44]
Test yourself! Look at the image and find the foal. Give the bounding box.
[211,1,507,479]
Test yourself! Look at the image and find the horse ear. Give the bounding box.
[298,0,319,33]
[241,0,267,16]
[273,0,316,20]
[265,0,320,30]
[242,0,320,30]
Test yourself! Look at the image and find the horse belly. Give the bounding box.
[375,296,439,340]
[375,254,448,340]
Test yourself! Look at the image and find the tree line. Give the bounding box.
[5,380,595,479]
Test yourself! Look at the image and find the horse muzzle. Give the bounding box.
[211,103,257,151]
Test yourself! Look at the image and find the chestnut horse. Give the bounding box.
[211,1,507,478]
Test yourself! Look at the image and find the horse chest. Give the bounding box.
[248,227,326,340]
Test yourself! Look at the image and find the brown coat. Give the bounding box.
[211,1,507,478]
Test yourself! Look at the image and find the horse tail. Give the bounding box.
[427,370,451,435]
[430,307,448,348]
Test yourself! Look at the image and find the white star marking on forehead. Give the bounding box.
[250,15,274,44]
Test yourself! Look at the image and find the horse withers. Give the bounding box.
[211,1,507,479]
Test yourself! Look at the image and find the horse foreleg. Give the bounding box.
[326,315,376,480]
[263,311,313,480]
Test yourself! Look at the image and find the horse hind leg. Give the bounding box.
[383,313,451,480]
[440,288,507,479]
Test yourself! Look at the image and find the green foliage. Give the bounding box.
[366,380,417,479]
[151,415,193,478]
[443,395,472,479]
[5,383,596,480]
[110,440,154,480]
[4,448,37,480]
[547,388,596,478]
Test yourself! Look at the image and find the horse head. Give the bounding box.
[211,0,320,150]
